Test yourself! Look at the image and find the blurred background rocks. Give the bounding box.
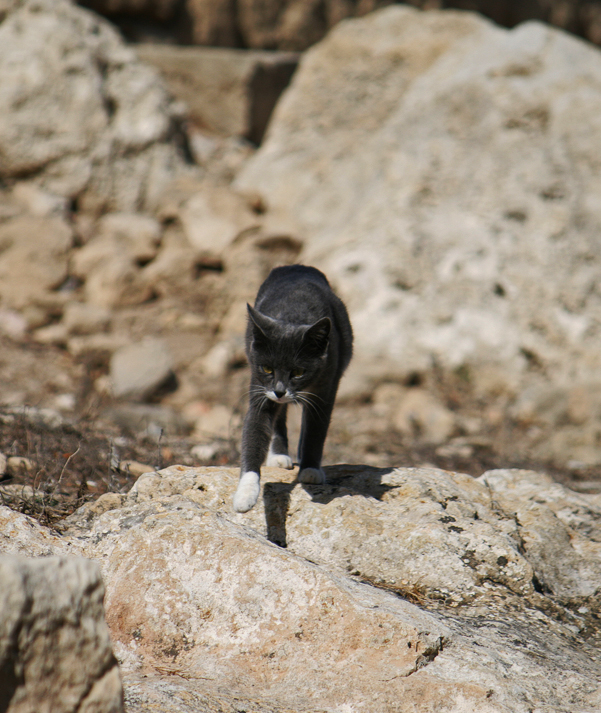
[2,0,601,520]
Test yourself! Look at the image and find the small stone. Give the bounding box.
[0,452,7,476]
[190,443,220,461]
[192,404,236,440]
[32,323,69,346]
[0,309,28,338]
[110,338,174,401]
[392,388,456,445]
[62,302,112,336]
[119,460,156,477]
[7,456,35,474]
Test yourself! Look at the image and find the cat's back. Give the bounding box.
[257,265,329,298]
[255,265,333,317]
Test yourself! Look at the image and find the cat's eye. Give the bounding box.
[291,368,305,378]
[261,365,273,374]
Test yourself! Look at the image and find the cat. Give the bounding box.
[233,264,353,513]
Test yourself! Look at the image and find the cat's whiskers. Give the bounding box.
[295,391,326,418]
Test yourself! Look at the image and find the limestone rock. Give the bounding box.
[0,506,72,557]
[58,465,601,712]
[63,302,112,336]
[64,497,451,711]
[392,387,457,445]
[0,555,123,713]
[121,464,601,611]
[105,403,190,436]
[96,213,162,263]
[236,6,601,399]
[0,216,72,311]
[178,184,259,255]
[70,212,163,308]
[0,0,189,212]
[135,44,298,143]
[109,338,174,400]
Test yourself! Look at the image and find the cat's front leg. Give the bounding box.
[266,404,293,469]
[233,401,275,513]
[297,398,334,485]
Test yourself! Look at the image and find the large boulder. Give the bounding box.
[236,7,601,400]
[0,0,189,213]
[47,463,601,712]
[0,555,123,713]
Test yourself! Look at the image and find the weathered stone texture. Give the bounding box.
[0,0,189,212]
[237,7,601,401]
[0,555,123,713]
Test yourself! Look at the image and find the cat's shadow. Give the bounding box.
[261,464,395,548]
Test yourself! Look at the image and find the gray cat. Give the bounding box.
[233,265,353,513]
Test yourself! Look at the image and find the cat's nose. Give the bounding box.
[274,382,286,398]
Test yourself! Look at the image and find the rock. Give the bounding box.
[62,303,112,336]
[190,442,221,461]
[198,338,245,377]
[110,338,174,401]
[67,497,451,711]
[119,460,156,477]
[191,403,237,439]
[135,44,298,143]
[66,333,128,359]
[0,506,72,558]
[480,468,601,599]
[236,6,601,402]
[0,452,6,477]
[0,555,123,713]
[0,309,28,339]
[178,184,258,255]
[71,213,162,308]
[7,456,34,475]
[96,212,162,263]
[0,216,72,311]
[32,322,69,346]
[11,182,69,218]
[54,464,601,711]
[392,387,457,445]
[3,462,601,710]
[235,0,386,50]
[105,404,190,437]
[0,0,190,212]
[123,464,601,611]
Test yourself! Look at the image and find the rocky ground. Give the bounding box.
[2,326,600,529]
[4,3,601,712]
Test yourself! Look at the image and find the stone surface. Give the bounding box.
[109,338,174,400]
[0,0,189,212]
[120,464,601,609]
[177,184,258,255]
[236,6,601,402]
[63,302,112,336]
[2,462,601,711]
[0,555,123,713]
[0,506,72,557]
[135,44,298,143]
[0,216,73,311]
[392,387,457,445]
[54,463,601,712]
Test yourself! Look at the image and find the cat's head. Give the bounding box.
[246,304,330,404]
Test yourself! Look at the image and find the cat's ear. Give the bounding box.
[247,304,276,341]
[302,317,331,357]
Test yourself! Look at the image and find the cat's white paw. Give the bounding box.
[233,471,260,512]
[299,467,326,485]
[266,453,294,469]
